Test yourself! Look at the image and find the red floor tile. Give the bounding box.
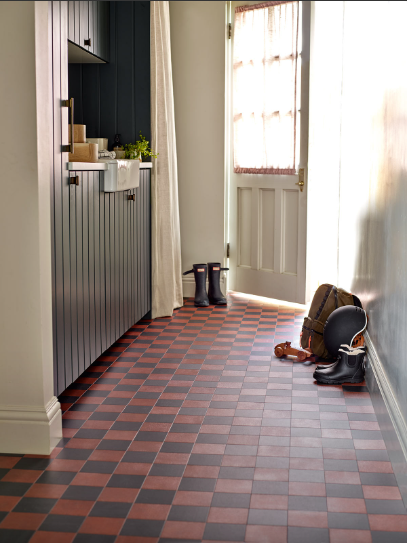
[79,516,124,534]
[250,494,289,510]
[368,514,407,531]
[161,520,205,540]
[288,510,328,528]
[128,503,170,520]
[0,512,45,530]
[98,487,139,502]
[1,469,40,483]
[30,532,75,543]
[173,491,213,506]
[245,525,287,543]
[363,485,402,500]
[329,529,372,543]
[327,497,367,513]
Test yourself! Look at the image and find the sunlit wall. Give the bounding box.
[306,1,343,299]
[308,0,407,426]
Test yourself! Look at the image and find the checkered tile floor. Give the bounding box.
[1,292,407,543]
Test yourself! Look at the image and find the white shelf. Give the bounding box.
[68,161,152,171]
[68,162,107,171]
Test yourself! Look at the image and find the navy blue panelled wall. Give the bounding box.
[69,1,151,150]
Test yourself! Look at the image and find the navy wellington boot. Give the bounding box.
[313,349,365,384]
[315,344,366,370]
[183,264,209,307]
[207,262,229,305]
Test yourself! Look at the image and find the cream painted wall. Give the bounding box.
[309,0,407,430]
[0,1,61,453]
[169,1,226,296]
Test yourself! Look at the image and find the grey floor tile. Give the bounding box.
[327,512,370,529]
[211,492,251,508]
[40,514,84,532]
[366,499,407,515]
[323,459,358,472]
[0,530,34,543]
[168,505,209,522]
[326,483,364,498]
[252,480,288,495]
[248,509,287,525]
[289,469,325,483]
[203,523,246,541]
[359,472,398,486]
[372,532,407,543]
[288,526,329,543]
[179,477,216,492]
[120,519,164,537]
[218,467,254,480]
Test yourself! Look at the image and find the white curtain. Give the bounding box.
[150,1,183,318]
[234,1,300,174]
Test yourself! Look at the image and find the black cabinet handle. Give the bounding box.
[62,98,74,154]
[84,38,91,46]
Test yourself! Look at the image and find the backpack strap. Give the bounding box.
[314,285,333,322]
[352,294,362,308]
[332,285,338,309]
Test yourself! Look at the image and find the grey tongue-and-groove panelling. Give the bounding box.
[50,1,151,396]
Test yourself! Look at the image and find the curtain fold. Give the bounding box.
[150,1,183,319]
[233,0,300,174]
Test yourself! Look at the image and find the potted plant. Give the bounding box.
[124,132,158,162]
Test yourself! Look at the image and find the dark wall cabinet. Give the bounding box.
[68,1,109,61]
[52,170,151,396]
[50,1,151,396]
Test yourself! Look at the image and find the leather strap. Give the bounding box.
[332,285,338,309]
[314,285,332,321]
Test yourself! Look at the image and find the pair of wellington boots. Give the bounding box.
[183,263,229,307]
[313,344,366,385]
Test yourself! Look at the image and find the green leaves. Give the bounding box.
[124,132,159,160]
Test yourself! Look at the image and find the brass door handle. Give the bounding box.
[295,168,305,192]
[62,98,74,154]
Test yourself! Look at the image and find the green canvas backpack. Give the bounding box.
[300,284,362,359]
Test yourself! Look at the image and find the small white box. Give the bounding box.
[86,138,108,151]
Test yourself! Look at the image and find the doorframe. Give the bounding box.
[223,0,232,292]
[224,0,311,302]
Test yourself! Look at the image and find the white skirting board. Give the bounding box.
[182,274,227,299]
[0,397,62,455]
[365,331,407,505]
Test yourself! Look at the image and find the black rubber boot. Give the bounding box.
[183,264,209,307]
[315,348,365,375]
[315,344,366,370]
[313,349,365,384]
[207,263,229,305]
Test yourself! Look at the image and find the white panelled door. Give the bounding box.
[227,1,310,304]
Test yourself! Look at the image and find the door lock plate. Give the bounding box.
[296,168,305,192]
